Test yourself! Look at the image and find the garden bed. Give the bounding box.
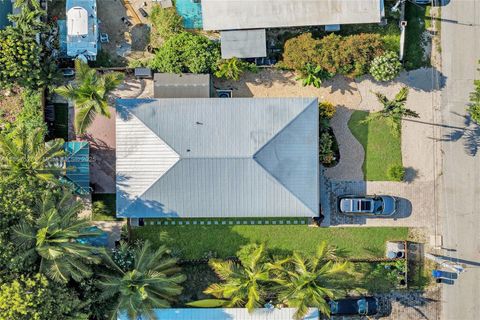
[91,193,119,221]
[348,110,402,181]
[132,225,408,260]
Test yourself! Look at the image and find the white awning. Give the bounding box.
[67,7,88,36]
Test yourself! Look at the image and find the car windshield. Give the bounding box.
[359,200,371,211]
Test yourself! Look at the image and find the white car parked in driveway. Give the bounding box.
[338,195,397,216]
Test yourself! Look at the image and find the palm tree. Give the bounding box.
[364,87,419,134]
[55,60,124,135]
[13,0,42,10]
[0,126,65,183]
[271,242,353,319]
[99,241,186,320]
[8,5,46,35]
[12,192,102,283]
[191,243,270,311]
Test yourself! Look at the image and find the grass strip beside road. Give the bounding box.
[348,111,402,181]
[133,225,408,260]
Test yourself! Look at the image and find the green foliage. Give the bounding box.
[318,101,336,119]
[204,243,270,311]
[12,192,103,283]
[369,51,402,82]
[297,64,327,88]
[0,27,42,89]
[282,33,384,78]
[55,59,124,134]
[149,32,220,74]
[364,87,418,135]
[11,90,46,135]
[0,273,85,320]
[337,33,385,78]
[381,34,401,53]
[150,5,183,40]
[282,33,321,71]
[271,242,354,319]
[99,240,186,319]
[387,165,406,181]
[319,132,335,165]
[468,66,480,124]
[214,57,257,80]
[0,126,65,183]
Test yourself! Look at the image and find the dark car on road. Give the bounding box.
[329,297,378,316]
[338,195,396,216]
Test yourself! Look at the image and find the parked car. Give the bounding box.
[338,195,396,216]
[329,297,378,316]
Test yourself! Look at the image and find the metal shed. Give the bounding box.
[220,29,267,59]
[153,73,211,98]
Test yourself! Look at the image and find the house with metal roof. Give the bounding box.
[201,0,384,59]
[116,98,319,219]
[66,0,98,60]
[154,73,211,98]
[117,308,319,320]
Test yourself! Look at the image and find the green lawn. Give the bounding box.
[133,225,408,260]
[348,111,402,181]
[404,1,431,70]
[91,193,119,221]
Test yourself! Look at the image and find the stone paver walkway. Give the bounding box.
[324,106,364,180]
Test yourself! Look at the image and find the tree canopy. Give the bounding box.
[149,32,220,74]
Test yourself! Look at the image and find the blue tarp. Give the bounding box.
[175,0,203,29]
[64,141,91,195]
[0,0,12,30]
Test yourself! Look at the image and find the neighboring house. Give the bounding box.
[154,73,211,98]
[117,308,320,320]
[200,0,385,58]
[116,98,319,219]
[66,0,98,60]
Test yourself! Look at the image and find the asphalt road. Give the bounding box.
[438,0,480,319]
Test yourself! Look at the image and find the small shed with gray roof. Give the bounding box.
[116,98,319,219]
[154,73,211,98]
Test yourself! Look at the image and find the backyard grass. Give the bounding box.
[133,225,408,260]
[348,111,402,181]
[404,1,431,70]
[91,193,119,221]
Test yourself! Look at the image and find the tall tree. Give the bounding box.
[271,242,353,319]
[364,87,419,134]
[193,244,271,311]
[54,60,124,135]
[12,192,102,283]
[468,62,480,124]
[0,126,65,183]
[8,5,46,35]
[99,241,186,320]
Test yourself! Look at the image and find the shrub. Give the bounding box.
[319,101,336,119]
[317,33,343,75]
[149,32,220,74]
[214,57,257,80]
[338,33,385,78]
[387,165,405,181]
[468,77,480,124]
[369,51,402,82]
[319,132,335,165]
[297,64,328,88]
[282,33,321,71]
[150,5,183,40]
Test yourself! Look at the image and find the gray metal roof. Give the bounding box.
[154,73,211,98]
[116,98,319,218]
[201,0,382,31]
[117,308,319,320]
[220,29,267,59]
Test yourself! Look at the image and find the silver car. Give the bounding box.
[338,195,396,216]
